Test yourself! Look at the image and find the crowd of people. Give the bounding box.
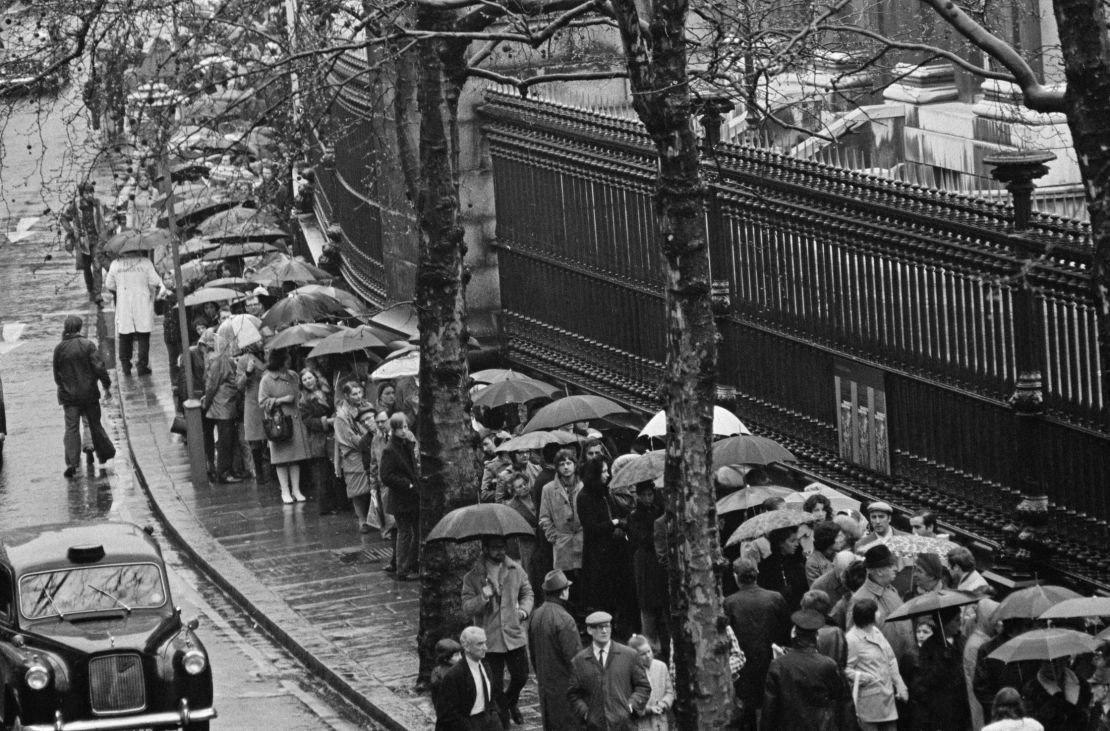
[429,443,1110,731]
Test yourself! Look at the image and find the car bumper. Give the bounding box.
[25,704,216,730]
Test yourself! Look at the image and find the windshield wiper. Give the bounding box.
[40,586,65,620]
[89,585,131,614]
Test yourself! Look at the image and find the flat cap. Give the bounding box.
[867,501,893,515]
[585,611,613,626]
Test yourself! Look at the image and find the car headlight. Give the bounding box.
[25,662,50,690]
[182,648,207,675]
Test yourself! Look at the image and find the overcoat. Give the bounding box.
[846,624,907,723]
[528,598,581,730]
[257,368,309,464]
[379,433,420,514]
[460,557,534,653]
[235,353,266,441]
[723,584,790,708]
[539,478,583,571]
[104,255,163,334]
[567,642,651,731]
[433,657,506,731]
[761,645,844,731]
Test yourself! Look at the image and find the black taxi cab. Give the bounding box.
[0,522,215,730]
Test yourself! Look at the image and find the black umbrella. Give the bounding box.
[521,395,627,432]
[426,504,536,543]
[261,292,351,331]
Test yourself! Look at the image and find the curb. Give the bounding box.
[112,373,428,731]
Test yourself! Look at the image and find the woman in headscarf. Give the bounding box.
[334,381,374,533]
[203,325,243,484]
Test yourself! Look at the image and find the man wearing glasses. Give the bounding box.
[568,611,651,730]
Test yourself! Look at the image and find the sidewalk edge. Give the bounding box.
[113,380,421,731]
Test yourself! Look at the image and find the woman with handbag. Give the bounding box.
[298,368,342,514]
[258,348,308,504]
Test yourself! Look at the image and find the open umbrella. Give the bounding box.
[250,258,332,287]
[726,510,816,546]
[609,450,666,490]
[988,628,1100,664]
[261,293,350,331]
[472,368,530,384]
[183,287,243,307]
[716,485,796,515]
[201,241,284,261]
[266,323,341,350]
[426,503,536,542]
[885,590,982,622]
[880,534,960,560]
[712,434,796,467]
[370,303,419,338]
[371,350,420,381]
[473,378,559,409]
[1038,597,1110,621]
[639,406,751,439]
[197,204,277,234]
[204,276,255,291]
[206,221,289,243]
[178,236,221,258]
[216,313,263,350]
[495,430,581,453]
[295,284,374,317]
[104,228,172,258]
[156,188,238,228]
[521,395,627,433]
[306,325,392,359]
[783,484,861,515]
[993,585,1084,623]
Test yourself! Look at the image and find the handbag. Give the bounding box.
[263,404,293,442]
[170,414,187,435]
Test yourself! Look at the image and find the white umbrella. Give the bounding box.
[639,406,750,438]
[371,350,419,381]
[216,313,262,350]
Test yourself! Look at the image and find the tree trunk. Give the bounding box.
[1050,0,1110,425]
[610,0,735,725]
[411,4,481,686]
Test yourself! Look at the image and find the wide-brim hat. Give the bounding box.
[585,611,613,626]
[864,543,895,569]
[542,569,571,593]
[791,609,826,631]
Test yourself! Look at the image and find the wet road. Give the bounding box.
[1,91,379,730]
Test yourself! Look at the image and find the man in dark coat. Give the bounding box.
[434,626,506,731]
[724,557,790,730]
[761,609,844,731]
[528,570,581,730]
[567,611,651,731]
[52,315,116,477]
[379,412,420,579]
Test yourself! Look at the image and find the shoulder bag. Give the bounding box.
[264,403,293,442]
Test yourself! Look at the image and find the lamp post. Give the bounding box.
[148,98,210,489]
[984,150,1056,573]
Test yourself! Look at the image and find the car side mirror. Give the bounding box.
[186,618,200,631]
[143,525,155,536]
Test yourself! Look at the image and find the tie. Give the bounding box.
[598,649,606,668]
[479,662,490,706]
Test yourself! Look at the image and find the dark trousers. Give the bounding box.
[213,418,236,478]
[394,510,418,576]
[201,415,216,469]
[466,709,504,731]
[308,457,343,513]
[485,646,529,712]
[63,403,115,468]
[118,331,150,371]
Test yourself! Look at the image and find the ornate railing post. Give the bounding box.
[985,151,1056,573]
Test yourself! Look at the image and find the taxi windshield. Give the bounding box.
[19,564,167,620]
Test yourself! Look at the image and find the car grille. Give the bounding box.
[89,653,146,714]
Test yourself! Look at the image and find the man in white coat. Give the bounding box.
[104,251,167,376]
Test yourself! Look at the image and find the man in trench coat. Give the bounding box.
[528,570,581,729]
[567,611,651,731]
